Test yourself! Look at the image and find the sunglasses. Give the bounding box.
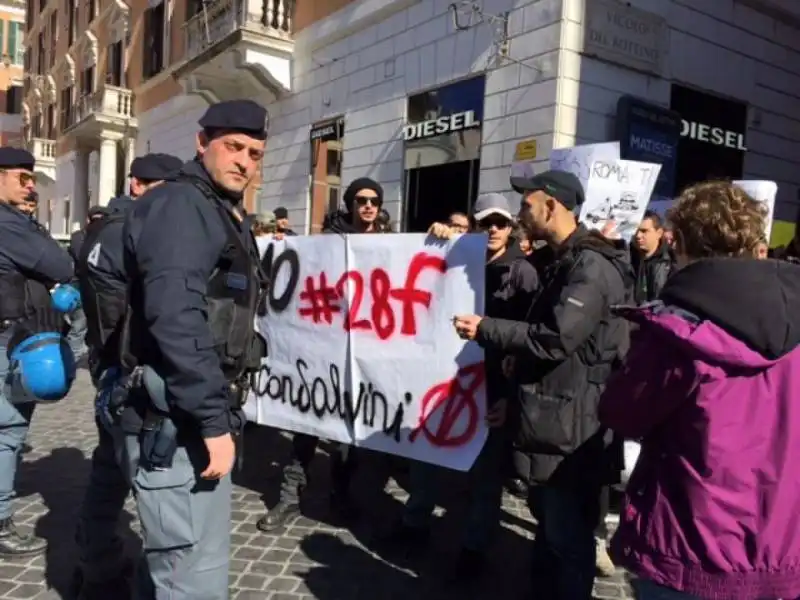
[355,195,380,207]
[2,171,36,186]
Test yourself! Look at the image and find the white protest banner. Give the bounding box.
[244,234,488,472]
[579,159,661,241]
[733,180,778,240]
[549,142,620,192]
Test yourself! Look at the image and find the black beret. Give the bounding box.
[129,153,183,181]
[0,147,34,170]
[198,100,269,140]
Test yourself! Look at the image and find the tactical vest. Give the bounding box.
[0,205,59,322]
[120,176,267,382]
[76,213,127,366]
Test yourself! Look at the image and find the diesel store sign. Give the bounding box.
[403,110,481,141]
[680,120,747,150]
[670,84,749,193]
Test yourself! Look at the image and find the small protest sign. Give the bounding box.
[579,159,661,241]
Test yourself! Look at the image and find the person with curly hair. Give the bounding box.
[599,181,800,600]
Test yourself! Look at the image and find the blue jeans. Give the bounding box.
[402,429,505,552]
[527,484,601,600]
[0,331,36,520]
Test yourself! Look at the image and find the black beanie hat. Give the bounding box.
[343,177,383,212]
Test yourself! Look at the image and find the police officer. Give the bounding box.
[0,147,74,557]
[115,102,267,598]
[71,152,183,599]
[69,206,110,263]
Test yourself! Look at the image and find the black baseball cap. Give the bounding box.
[510,165,585,211]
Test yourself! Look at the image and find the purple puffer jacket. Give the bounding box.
[599,257,800,600]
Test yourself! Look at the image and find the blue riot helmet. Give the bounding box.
[7,332,76,402]
[51,284,81,313]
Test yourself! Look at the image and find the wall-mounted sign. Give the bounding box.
[680,120,746,150]
[310,118,344,142]
[513,139,538,161]
[403,110,481,141]
[670,84,748,194]
[616,95,681,200]
[583,0,667,76]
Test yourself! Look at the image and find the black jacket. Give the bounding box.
[484,245,539,405]
[322,209,387,234]
[69,229,85,263]
[475,225,633,486]
[631,240,675,304]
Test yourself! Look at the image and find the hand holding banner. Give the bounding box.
[245,233,489,472]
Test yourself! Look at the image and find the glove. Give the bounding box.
[7,307,67,359]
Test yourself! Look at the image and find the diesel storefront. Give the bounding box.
[402,76,485,233]
[617,85,750,214]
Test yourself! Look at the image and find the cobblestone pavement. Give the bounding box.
[0,371,635,599]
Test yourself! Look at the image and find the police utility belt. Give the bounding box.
[95,366,249,471]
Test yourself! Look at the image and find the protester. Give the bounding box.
[274,206,298,236]
[454,169,632,599]
[257,177,389,533]
[253,210,277,256]
[631,210,675,303]
[600,181,800,600]
[379,193,539,582]
[447,211,470,233]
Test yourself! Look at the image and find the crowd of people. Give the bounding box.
[0,95,798,600]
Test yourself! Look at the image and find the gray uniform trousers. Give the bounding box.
[77,407,233,599]
[0,330,35,521]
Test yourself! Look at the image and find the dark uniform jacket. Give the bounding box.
[475,225,633,487]
[631,240,675,304]
[122,160,257,438]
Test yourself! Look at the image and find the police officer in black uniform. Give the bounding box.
[71,152,183,599]
[115,102,267,598]
[0,147,73,557]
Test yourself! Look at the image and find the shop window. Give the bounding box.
[670,84,748,195]
[308,117,345,234]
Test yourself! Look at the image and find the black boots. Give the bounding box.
[0,517,46,558]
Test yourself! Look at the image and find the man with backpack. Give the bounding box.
[70,152,182,599]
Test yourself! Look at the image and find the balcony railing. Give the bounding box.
[68,85,134,128]
[30,137,55,162]
[183,0,293,63]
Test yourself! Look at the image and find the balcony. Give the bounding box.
[63,85,137,141]
[175,0,294,103]
[29,137,56,182]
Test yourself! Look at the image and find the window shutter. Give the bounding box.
[8,22,16,64]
